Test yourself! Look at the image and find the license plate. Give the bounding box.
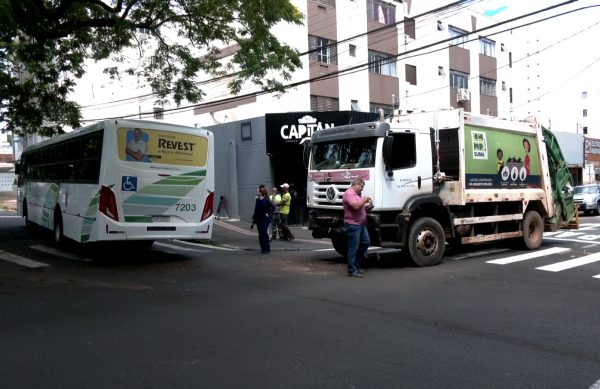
[152,216,170,223]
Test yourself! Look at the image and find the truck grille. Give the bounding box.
[312,182,350,207]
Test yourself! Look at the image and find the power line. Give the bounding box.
[82,0,585,122]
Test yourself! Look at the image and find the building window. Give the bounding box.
[308,35,337,65]
[509,52,512,68]
[349,44,356,57]
[582,91,588,99]
[366,0,396,25]
[153,107,164,120]
[480,37,496,57]
[351,100,361,111]
[509,87,513,103]
[370,103,394,117]
[241,122,252,140]
[312,0,336,7]
[405,64,417,85]
[404,17,415,40]
[449,26,468,48]
[368,50,397,77]
[502,81,506,91]
[480,78,496,97]
[583,109,588,117]
[449,70,469,89]
[311,95,339,111]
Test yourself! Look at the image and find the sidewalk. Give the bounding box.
[212,219,332,252]
[0,190,17,212]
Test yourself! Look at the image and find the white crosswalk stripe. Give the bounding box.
[486,247,570,265]
[536,252,600,272]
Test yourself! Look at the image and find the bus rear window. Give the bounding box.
[117,127,208,166]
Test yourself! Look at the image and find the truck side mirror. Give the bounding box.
[383,136,393,176]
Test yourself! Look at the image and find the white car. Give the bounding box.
[573,184,600,216]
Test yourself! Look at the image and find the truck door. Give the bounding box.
[382,131,433,210]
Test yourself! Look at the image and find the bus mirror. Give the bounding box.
[14,162,20,175]
[383,135,393,171]
[301,138,311,169]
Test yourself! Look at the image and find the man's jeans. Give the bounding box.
[344,223,370,274]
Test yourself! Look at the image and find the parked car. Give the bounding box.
[573,184,600,215]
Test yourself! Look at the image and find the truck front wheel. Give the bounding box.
[331,233,348,258]
[407,217,445,266]
[522,210,543,250]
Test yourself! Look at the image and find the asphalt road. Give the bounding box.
[1,213,600,388]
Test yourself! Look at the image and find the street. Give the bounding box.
[1,213,600,388]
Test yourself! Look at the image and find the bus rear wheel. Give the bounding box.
[53,211,64,246]
[23,201,33,229]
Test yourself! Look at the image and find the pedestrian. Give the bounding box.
[342,178,372,278]
[270,187,282,241]
[252,186,273,254]
[278,183,295,241]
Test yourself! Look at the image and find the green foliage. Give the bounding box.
[0,0,303,136]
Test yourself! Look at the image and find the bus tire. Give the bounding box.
[407,217,445,267]
[53,211,64,246]
[331,234,348,258]
[522,210,543,250]
[23,201,33,229]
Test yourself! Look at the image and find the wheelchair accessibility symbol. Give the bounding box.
[122,176,137,191]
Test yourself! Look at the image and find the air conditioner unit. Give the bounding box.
[457,88,471,102]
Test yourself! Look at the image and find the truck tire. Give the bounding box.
[331,234,348,258]
[407,217,445,267]
[522,210,543,250]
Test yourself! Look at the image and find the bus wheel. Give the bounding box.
[331,233,348,258]
[23,201,33,229]
[522,210,543,250]
[407,217,445,267]
[53,211,64,245]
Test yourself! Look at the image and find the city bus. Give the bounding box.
[16,119,215,246]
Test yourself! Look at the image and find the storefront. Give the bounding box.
[208,111,378,224]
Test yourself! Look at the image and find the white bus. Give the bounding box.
[16,119,215,246]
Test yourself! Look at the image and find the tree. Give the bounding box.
[0,0,303,136]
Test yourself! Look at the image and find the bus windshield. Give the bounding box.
[310,138,377,170]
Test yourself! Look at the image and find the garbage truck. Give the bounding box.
[304,108,576,266]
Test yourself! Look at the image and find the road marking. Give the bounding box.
[30,245,92,262]
[172,239,236,251]
[589,378,600,389]
[155,242,213,252]
[486,247,570,265]
[0,215,22,218]
[593,274,600,279]
[536,252,600,272]
[0,249,49,268]
[449,248,510,261]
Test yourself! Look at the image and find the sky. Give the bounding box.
[478,0,600,134]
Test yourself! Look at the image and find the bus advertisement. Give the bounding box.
[17,119,215,246]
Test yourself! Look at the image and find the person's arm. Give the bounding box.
[349,195,371,210]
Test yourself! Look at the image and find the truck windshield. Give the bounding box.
[311,138,377,170]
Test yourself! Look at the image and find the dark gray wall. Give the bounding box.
[209,117,274,222]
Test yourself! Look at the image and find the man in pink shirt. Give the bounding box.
[343,178,372,278]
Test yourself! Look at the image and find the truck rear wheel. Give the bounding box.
[522,210,543,250]
[407,217,445,266]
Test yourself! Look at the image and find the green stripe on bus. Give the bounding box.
[124,195,179,206]
[138,186,195,196]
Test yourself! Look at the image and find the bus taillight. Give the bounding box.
[201,191,214,222]
[99,186,119,221]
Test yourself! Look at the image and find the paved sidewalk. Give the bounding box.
[212,219,332,252]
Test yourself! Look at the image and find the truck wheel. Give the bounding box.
[331,234,348,258]
[407,217,445,267]
[522,210,543,250]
